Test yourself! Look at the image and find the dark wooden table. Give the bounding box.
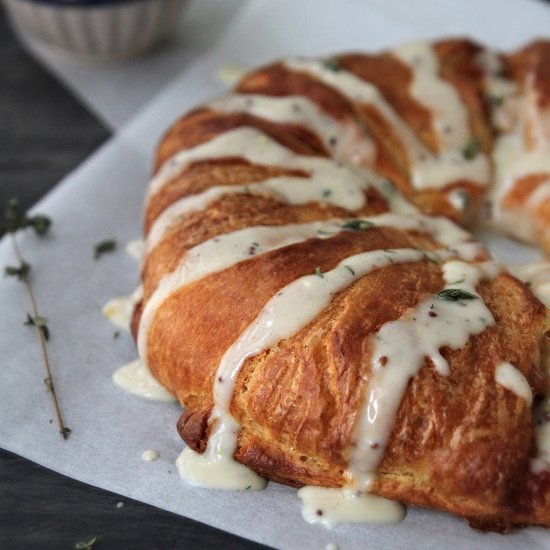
[0,9,265,550]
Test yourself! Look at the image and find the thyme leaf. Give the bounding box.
[382,179,396,194]
[487,95,504,107]
[340,219,374,232]
[462,137,481,160]
[5,261,31,280]
[24,313,50,341]
[323,58,341,72]
[436,289,477,301]
[60,427,72,438]
[94,239,117,260]
[30,215,51,236]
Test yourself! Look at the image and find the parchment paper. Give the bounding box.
[1,1,550,548]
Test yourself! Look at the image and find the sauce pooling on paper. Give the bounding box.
[103,287,142,331]
[142,449,159,462]
[112,359,176,402]
[298,486,406,528]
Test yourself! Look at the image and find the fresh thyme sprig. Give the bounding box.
[2,198,70,440]
[436,288,477,301]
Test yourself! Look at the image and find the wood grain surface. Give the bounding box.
[0,8,266,550]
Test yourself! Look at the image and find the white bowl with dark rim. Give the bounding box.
[2,0,189,60]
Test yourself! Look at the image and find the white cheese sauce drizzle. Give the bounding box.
[506,262,550,474]
[392,41,470,150]
[145,129,416,252]
[485,66,550,243]
[126,238,145,261]
[177,247,427,493]
[476,50,520,134]
[103,239,174,402]
[346,259,499,495]
[283,57,490,191]
[494,362,533,406]
[207,93,375,164]
[216,64,249,87]
[139,213,477,378]
[146,127,413,216]
[489,130,550,242]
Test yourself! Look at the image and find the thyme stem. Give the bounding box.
[10,234,70,440]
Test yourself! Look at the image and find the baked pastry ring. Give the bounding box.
[129,38,550,531]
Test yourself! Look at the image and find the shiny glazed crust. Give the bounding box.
[134,38,550,531]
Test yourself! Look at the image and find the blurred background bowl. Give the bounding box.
[2,0,189,60]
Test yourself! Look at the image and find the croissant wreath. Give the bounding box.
[127,38,550,531]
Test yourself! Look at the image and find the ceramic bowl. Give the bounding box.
[2,0,189,60]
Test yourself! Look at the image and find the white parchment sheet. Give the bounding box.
[1,0,549,548]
